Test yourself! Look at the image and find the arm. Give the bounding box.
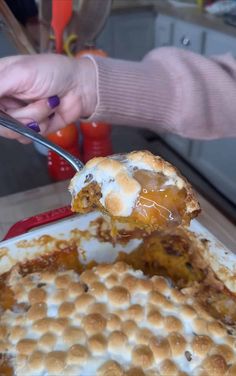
[85,47,236,139]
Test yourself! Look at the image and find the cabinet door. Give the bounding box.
[190,139,236,204]
[204,30,236,57]
[173,20,204,53]
[161,133,192,158]
[155,14,174,47]
[112,11,155,60]
[96,18,114,56]
[97,11,155,60]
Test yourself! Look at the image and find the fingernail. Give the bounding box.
[27,121,40,133]
[48,95,60,109]
[48,112,55,120]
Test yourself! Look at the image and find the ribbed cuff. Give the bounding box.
[82,55,181,131]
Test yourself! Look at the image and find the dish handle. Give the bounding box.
[2,206,74,240]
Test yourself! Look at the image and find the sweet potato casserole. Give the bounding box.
[0,151,236,375]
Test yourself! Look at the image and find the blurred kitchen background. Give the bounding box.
[0,0,235,223]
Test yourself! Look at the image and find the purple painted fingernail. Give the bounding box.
[48,112,55,120]
[48,95,60,109]
[27,121,40,133]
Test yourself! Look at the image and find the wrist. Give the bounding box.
[74,57,97,118]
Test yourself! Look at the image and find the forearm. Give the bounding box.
[83,48,236,140]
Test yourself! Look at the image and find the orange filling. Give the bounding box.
[72,182,102,214]
[117,230,204,288]
[131,170,190,229]
[0,358,12,376]
[72,170,197,231]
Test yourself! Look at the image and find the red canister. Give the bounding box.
[80,121,112,163]
[47,123,80,181]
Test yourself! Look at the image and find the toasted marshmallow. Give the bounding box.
[2,262,235,376]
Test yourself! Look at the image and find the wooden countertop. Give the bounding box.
[0,181,235,251]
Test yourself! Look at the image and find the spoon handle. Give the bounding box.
[0,110,84,172]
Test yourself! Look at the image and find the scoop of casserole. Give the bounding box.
[69,151,200,231]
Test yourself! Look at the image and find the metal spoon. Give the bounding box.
[0,110,84,172]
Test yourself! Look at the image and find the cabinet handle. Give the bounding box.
[180,36,191,47]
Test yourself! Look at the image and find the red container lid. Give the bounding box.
[47,123,79,148]
[80,122,111,139]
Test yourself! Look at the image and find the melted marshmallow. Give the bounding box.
[69,152,185,217]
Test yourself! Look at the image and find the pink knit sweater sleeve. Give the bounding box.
[85,47,236,139]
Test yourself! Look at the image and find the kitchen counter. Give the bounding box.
[112,0,236,38]
[0,180,235,252]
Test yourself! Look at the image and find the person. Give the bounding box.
[0,47,236,143]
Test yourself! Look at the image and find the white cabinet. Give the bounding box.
[155,15,205,53]
[96,18,114,56]
[204,30,236,56]
[155,14,173,47]
[154,13,236,205]
[155,16,206,162]
[190,30,236,205]
[161,133,192,158]
[173,20,205,53]
[190,139,236,204]
[112,11,155,60]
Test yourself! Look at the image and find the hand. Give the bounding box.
[0,54,97,143]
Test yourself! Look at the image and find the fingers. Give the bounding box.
[8,96,60,126]
[43,112,67,135]
[0,123,31,142]
[14,115,64,144]
[0,54,73,143]
[0,109,65,143]
[0,97,24,111]
[0,96,60,143]
[0,98,28,141]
